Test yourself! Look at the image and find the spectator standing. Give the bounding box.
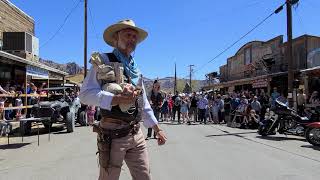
[216,94,225,124]
[197,94,208,124]
[271,87,280,107]
[189,92,198,123]
[147,80,163,139]
[251,96,262,115]
[180,94,189,124]
[172,91,181,123]
[161,93,169,122]
[224,94,232,124]
[297,89,306,115]
[211,98,219,124]
[87,105,96,125]
[258,90,269,120]
[168,93,173,121]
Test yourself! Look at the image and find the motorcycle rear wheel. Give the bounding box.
[305,127,320,147]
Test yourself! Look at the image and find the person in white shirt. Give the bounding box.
[79,19,166,180]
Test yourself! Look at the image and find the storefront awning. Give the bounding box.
[301,66,320,73]
[210,71,288,88]
[0,50,68,76]
[26,65,49,78]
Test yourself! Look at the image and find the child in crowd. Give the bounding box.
[180,95,189,124]
[0,101,12,136]
[87,105,96,125]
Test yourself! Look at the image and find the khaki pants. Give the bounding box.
[98,122,151,180]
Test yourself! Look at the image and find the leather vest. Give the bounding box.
[99,53,142,124]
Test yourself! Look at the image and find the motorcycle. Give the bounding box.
[305,122,320,146]
[258,99,316,137]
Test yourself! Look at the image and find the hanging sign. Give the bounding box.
[26,65,49,78]
[252,78,268,88]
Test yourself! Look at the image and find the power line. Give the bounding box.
[40,0,82,48]
[88,6,99,40]
[193,3,286,76]
[293,3,307,34]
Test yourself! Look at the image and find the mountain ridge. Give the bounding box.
[38,60,209,92]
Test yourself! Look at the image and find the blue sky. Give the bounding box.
[10,0,320,80]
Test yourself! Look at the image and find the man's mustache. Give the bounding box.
[127,42,136,48]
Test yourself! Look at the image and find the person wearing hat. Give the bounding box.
[79,19,167,180]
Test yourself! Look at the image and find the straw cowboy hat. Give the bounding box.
[103,19,148,47]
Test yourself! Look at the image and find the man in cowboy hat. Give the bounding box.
[79,19,167,180]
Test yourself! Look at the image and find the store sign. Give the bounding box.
[26,65,48,78]
[252,79,268,88]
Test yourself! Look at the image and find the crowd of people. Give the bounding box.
[0,81,46,135]
[148,82,320,131]
[0,81,48,120]
[1,78,320,137]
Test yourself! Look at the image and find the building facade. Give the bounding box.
[0,0,34,47]
[205,34,320,97]
[0,0,67,88]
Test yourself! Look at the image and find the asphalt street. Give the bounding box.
[0,122,320,180]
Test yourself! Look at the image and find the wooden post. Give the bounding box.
[24,72,28,116]
[47,71,50,89]
[84,0,88,78]
[303,74,309,99]
[286,0,294,106]
[267,77,271,96]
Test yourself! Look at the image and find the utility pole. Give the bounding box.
[286,0,299,106]
[174,63,177,93]
[84,0,88,78]
[188,65,194,90]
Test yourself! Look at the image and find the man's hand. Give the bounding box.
[153,124,167,145]
[122,84,135,95]
[111,93,137,106]
[156,130,167,145]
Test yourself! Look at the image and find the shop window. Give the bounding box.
[0,66,11,80]
[0,71,11,79]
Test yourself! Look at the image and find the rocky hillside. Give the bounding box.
[39,58,83,75]
[39,59,209,91]
[143,77,207,94]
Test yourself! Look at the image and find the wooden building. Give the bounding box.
[0,0,34,44]
[0,0,68,87]
[205,34,320,97]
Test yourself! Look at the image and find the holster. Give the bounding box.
[94,122,140,169]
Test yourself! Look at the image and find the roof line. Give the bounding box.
[0,50,68,76]
[4,0,34,22]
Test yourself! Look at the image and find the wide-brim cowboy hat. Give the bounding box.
[103,19,148,47]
